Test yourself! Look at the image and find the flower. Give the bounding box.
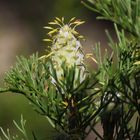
[44,18,86,86]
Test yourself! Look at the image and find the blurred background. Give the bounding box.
[0,0,115,139]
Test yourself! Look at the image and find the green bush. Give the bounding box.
[0,1,140,140]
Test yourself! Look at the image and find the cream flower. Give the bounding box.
[44,18,86,86]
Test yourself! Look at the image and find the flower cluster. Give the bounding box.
[43,17,86,84]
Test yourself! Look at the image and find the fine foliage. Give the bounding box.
[0,0,140,140]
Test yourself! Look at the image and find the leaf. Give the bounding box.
[0,128,10,140]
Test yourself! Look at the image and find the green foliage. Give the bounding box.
[0,1,140,140]
[0,115,31,140]
[82,0,140,38]
[93,27,140,139]
[82,0,140,139]
[0,18,101,140]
